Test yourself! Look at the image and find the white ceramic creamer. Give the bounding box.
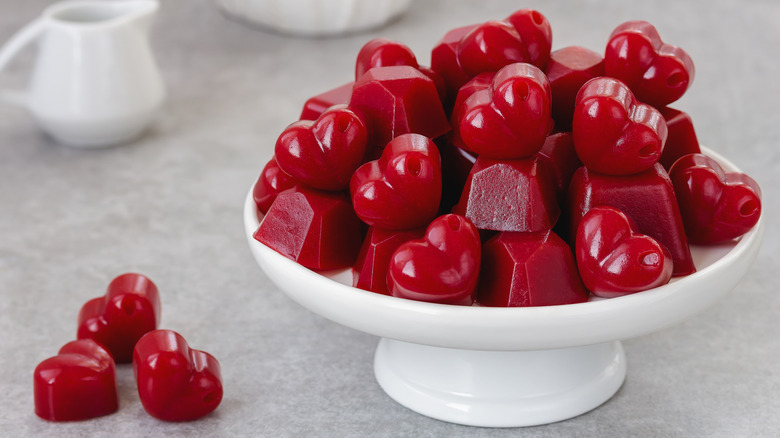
[0,0,166,147]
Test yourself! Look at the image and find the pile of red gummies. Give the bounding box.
[252,10,762,306]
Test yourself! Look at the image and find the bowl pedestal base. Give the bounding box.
[374,338,626,427]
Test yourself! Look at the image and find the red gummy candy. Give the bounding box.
[453,156,559,232]
[573,77,668,175]
[34,339,118,422]
[458,62,552,159]
[669,154,761,244]
[477,231,588,307]
[658,107,701,170]
[604,20,695,108]
[350,133,442,230]
[544,46,604,131]
[356,38,419,79]
[133,330,223,422]
[566,163,695,276]
[504,9,553,70]
[430,24,479,109]
[457,21,527,77]
[388,214,481,305]
[275,105,368,191]
[353,226,425,295]
[300,82,353,121]
[77,273,161,363]
[535,132,582,202]
[255,186,363,270]
[576,206,673,297]
[253,156,297,214]
[349,66,450,147]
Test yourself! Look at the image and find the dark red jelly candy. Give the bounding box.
[300,82,353,121]
[254,187,363,270]
[353,226,425,294]
[658,107,701,170]
[535,132,582,202]
[453,156,559,232]
[669,153,761,244]
[349,66,450,147]
[504,9,553,70]
[576,206,673,297]
[431,24,479,109]
[356,38,419,79]
[253,156,297,214]
[77,273,161,363]
[544,46,604,131]
[34,339,118,421]
[438,137,478,213]
[566,163,695,276]
[388,214,481,305]
[477,231,588,307]
[457,21,527,78]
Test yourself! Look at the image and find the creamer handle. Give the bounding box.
[0,18,44,108]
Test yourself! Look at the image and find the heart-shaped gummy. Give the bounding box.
[133,330,223,422]
[350,133,442,230]
[388,214,481,305]
[34,339,118,421]
[77,273,161,363]
[253,156,297,214]
[355,38,419,79]
[504,9,553,69]
[457,21,527,78]
[573,77,668,175]
[458,62,551,159]
[604,20,695,108]
[669,153,762,244]
[576,206,673,297]
[275,105,367,191]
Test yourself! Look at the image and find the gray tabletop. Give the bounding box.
[1,0,778,436]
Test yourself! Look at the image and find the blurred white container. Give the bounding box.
[215,0,413,36]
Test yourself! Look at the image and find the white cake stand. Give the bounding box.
[243,148,764,427]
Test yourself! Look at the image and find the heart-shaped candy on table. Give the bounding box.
[275,104,367,191]
[388,214,481,305]
[133,330,223,422]
[456,21,528,78]
[34,339,118,421]
[350,133,442,230]
[504,9,553,69]
[77,273,161,363]
[669,153,762,244]
[604,20,695,108]
[458,62,552,159]
[573,77,668,176]
[252,156,297,214]
[576,206,673,298]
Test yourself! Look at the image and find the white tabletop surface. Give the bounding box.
[1,0,778,436]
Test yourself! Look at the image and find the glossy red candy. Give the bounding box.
[658,107,701,170]
[535,132,582,202]
[255,186,363,270]
[438,137,478,213]
[430,24,479,109]
[300,82,353,121]
[452,156,559,232]
[275,105,367,191]
[458,63,552,159]
[253,156,297,214]
[353,226,425,294]
[34,339,118,422]
[544,46,604,131]
[457,21,527,78]
[573,77,668,175]
[349,66,450,148]
[133,330,223,422]
[356,38,419,79]
[387,214,481,305]
[504,9,553,70]
[576,206,673,297]
[604,20,695,108]
[77,273,161,363]
[350,133,442,230]
[477,231,588,307]
[448,72,494,151]
[566,163,695,276]
[669,154,761,244]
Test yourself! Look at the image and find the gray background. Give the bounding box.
[1,0,778,436]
